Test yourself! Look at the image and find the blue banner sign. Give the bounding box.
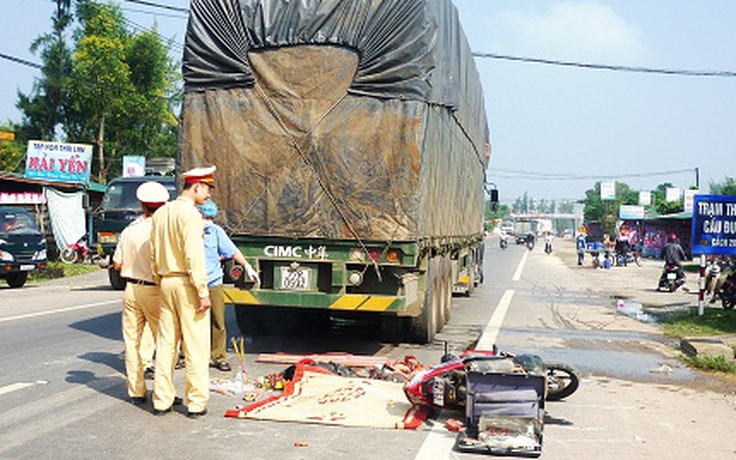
[691,194,736,255]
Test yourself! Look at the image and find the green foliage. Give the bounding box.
[651,182,683,215]
[686,355,736,374]
[486,201,510,220]
[709,177,736,196]
[660,309,736,338]
[0,124,26,173]
[29,261,100,282]
[16,0,74,140]
[15,0,180,183]
[557,200,575,214]
[581,181,638,236]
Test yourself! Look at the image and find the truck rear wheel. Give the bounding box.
[407,257,441,343]
[439,255,453,324]
[6,272,28,288]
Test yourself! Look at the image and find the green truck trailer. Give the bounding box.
[179,0,491,343]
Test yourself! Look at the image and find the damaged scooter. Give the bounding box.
[403,346,580,457]
[404,347,580,411]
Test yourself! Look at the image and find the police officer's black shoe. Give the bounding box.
[153,405,173,415]
[130,395,147,406]
[153,397,183,415]
[187,409,207,419]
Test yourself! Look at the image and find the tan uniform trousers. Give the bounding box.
[209,284,227,364]
[122,283,161,398]
[140,324,155,368]
[153,276,210,412]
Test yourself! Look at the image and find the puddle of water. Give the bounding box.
[514,346,698,383]
[616,299,657,324]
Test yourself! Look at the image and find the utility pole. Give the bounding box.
[695,167,700,189]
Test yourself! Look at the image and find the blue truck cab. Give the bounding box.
[0,206,47,288]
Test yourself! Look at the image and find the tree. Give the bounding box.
[558,200,575,214]
[0,124,26,173]
[709,177,736,196]
[581,181,638,236]
[16,0,73,141]
[651,182,683,215]
[486,201,510,221]
[17,0,180,183]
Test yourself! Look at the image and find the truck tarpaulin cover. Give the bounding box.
[181,0,489,244]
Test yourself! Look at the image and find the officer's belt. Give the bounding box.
[127,278,156,286]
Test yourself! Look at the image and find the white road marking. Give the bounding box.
[0,382,34,396]
[414,289,515,459]
[512,249,528,281]
[475,289,514,351]
[0,299,120,324]
[413,415,456,460]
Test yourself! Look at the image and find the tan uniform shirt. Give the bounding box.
[150,196,208,298]
[112,216,155,282]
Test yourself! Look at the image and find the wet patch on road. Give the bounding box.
[615,300,657,324]
[499,327,700,384]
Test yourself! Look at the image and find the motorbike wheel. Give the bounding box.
[60,247,79,264]
[722,295,735,311]
[545,361,580,401]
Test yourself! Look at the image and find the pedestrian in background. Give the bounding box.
[112,181,169,406]
[150,166,214,418]
[576,232,587,265]
[197,200,260,372]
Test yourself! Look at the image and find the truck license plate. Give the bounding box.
[280,267,310,290]
[20,264,34,271]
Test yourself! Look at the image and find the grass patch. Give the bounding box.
[686,355,736,373]
[29,261,100,282]
[660,308,736,338]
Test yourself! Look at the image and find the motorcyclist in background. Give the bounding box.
[658,234,689,292]
[525,232,536,250]
[544,231,554,254]
[499,228,508,249]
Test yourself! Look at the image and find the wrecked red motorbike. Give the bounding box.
[404,347,580,411]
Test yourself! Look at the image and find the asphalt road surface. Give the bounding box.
[1,239,734,459]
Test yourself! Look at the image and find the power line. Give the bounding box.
[120,6,188,20]
[491,167,694,181]
[119,0,188,14]
[472,52,736,78]
[0,51,175,102]
[0,52,43,71]
[121,16,185,53]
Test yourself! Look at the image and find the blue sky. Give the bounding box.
[2,1,735,204]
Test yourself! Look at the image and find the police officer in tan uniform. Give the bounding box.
[112,181,170,406]
[150,166,214,418]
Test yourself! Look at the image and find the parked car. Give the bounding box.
[0,206,48,288]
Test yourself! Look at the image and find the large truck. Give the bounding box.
[179,0,490,342]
